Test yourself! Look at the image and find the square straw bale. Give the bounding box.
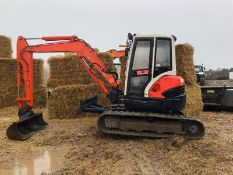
[175,44,203,116]
[47,84,101,119]
[0,35,13,58]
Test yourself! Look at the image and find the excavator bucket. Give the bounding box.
[6,112,48,140]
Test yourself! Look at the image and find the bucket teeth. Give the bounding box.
[6,112,48,140]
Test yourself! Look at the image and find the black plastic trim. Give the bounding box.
[124,86,186,112]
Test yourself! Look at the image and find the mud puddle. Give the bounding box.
[1,147,66,175]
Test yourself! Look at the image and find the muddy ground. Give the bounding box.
[0,107,233,175]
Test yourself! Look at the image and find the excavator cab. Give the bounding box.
[124,34,185,112]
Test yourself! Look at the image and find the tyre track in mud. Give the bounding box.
[1,107,233,175]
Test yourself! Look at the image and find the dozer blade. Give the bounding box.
[6,113,48,140]
[98,111,205,140]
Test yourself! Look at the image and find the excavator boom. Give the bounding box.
[17,35,117,108]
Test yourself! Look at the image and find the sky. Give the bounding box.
[0,0,233,69]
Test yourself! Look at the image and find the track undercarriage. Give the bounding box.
[98,105,205,140]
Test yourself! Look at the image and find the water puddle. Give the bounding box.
[1,148,64,175]
[14,150,51,175]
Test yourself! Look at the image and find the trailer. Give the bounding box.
[201,86,233,111]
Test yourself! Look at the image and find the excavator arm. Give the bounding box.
[106,49,125,59]
[17,35,118,115]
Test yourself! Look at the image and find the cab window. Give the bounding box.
[154,39,172,77]
[132,40,151,70]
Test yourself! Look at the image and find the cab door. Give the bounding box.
[126,38,154,96]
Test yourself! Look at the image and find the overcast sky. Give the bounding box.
[1,0,233,69]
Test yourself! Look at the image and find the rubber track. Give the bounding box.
[98,110,205,140]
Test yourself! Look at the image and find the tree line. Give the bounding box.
[205,68,233,80]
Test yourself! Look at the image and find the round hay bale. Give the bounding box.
[0,35,13,58]
[47,84,101,119]
[175,44,197,85]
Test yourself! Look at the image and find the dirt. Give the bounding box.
[0,107,233,175]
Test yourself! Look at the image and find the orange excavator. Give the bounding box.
[7,33,205,140]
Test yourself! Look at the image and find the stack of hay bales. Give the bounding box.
[119,56,127,90]
[0,58,17,108]
[0,35,47,109]
[33,59,47,107]
[47,52,114,119]
[47,54,93,88]
[0,36,18,108]
[0,58,47,108]
[175,43,203,116]
[0,35,12,58]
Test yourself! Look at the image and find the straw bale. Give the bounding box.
[0,85,17,108]
[47,52,115,116]
[0,58,17,108]
[119,56,127,89]
[175,44,203,116]
[48,52,116,89]
[0,58,47,108]
[0,58,17,87]
[182,84,203,117]
[0,85,47,108]
[34,85,47,107]
[176,43,194,56]
[47,84,101,119]
[97,52,116,72]
[0,58,44,87]
[64,52,75,56]
[47,54,93,88]
[0,35,12,58]
[93,48,99,53]
[98,93,111,106]
[33,59,44,85]
[91,52,117,87]
[175,44,197,85]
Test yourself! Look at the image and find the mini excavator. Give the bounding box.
[6,33,205,140]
